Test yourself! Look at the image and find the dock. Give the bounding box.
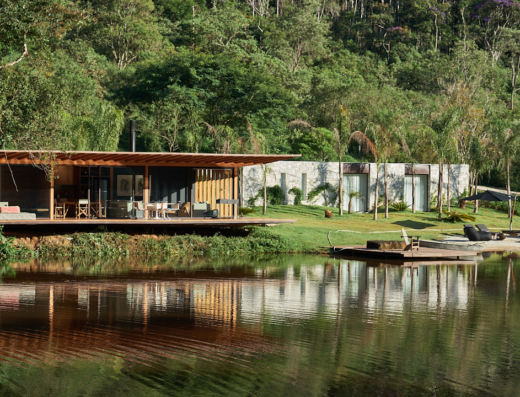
[330,245,481,260]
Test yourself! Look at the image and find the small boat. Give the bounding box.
[420,240,483,252]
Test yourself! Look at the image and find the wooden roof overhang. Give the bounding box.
[0,150,300,168]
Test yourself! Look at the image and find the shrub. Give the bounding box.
[288,187,303,205]
[392,201,410,211]
[443,210,476,223]
[239,207,255,215]
[266,185,284,205]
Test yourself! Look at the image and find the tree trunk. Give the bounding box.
[339,156,343,216]
[263,166,267,215]
[412,162,416,213]
[348,197,352,214]
[384,163,389,218]
[507,161,512,217]
[373,165,379,220]
[475,174,479,212]
[438,159,443,220]
[446,161,451,212]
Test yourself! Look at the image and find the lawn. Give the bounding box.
[244,204,514,251]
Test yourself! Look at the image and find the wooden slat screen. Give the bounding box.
[195,169,234,217]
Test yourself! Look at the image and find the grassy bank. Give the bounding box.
[243,204,515,248]
[0,227,318,261]
[0,203,514,261]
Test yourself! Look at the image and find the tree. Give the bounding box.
[493,122,520,215]
[348,191,364,214]
[499,28,520,110]
[430,109,459,219]
[334,105,350,216]
[349,130,377,218]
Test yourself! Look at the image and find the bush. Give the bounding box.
[266,185,284,205]
[239,207,255,215]
[443,210,476,223]
[391,201,410,211]
[288,187,303,205]
[307,183,335,205]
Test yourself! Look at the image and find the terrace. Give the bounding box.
[0,150,299,228]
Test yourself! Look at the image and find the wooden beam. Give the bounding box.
[144,165,149,218]
[49,171,54,220]
[233,167,238,219]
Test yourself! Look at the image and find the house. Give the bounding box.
[242,161,470,212]
[0,150,299,226]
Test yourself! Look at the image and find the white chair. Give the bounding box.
[164,202,180,219]
[134,201,148,219]
[76,199,88,219]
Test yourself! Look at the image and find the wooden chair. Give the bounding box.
[401,228,420,251]
[54,199,65,219]
[76,199,88,219]
[178,202,191,217]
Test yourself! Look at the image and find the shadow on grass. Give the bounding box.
[392,220,437,229]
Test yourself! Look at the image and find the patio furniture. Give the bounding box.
[54,199,66,219]
[134,201,148,219]
[463,225,492,241]
[146,202,162,220]
[164,202,180,219]
[401,228,420,251]
[476,224,499,239]
[76,199,89,218]
[89,201,106,219]
[193,202,209,217]
[107,200,132,219]
[178,202,191,217]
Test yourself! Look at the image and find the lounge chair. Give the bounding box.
[464,225,492,241]
[401,228,420,251]
[476,224,499,239]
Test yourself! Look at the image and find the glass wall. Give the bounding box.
[0,165,51,218]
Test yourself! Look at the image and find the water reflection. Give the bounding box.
[0,254,518,396]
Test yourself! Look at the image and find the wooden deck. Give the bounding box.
[331,245,481,260]
[0,218,295,227]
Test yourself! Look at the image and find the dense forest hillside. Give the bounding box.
[1,0,520,188]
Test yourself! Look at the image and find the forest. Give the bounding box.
[1,0,520,191]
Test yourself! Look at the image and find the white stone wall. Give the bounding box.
[242,161,470,211]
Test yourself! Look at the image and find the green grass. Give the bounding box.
[243,204,514,250]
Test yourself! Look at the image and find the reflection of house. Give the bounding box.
[243,161,469,212]
[0,150,298,225]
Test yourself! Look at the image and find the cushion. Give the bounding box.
[0,213,36,220]
[0,206,20,214]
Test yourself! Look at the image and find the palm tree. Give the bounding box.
[334,105,350,216]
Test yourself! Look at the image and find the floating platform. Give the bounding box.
[331,245,481,261]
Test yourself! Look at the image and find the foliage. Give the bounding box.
[239,207,256,215]
[392,201,410,211]
[307,183,335,204]
[266,185,285,205]
[288,187,303,205]
[442,210,477,223]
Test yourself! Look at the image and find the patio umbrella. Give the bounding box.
[459,190,517,230]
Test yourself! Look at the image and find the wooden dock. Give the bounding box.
[331,245,481,260]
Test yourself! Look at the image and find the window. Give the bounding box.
[281,173,287,202]
[302,173,307,200]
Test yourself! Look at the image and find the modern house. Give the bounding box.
[242,161,470,212]
[0,150,299,226]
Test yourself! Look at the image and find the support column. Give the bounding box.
[49,167,54,220]
[144,166,149,218]
[233,167,238,219]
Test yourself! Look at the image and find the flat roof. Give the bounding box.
[0,150,300,168]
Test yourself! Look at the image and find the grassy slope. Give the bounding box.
[244,204,514,250]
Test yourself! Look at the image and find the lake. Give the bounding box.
[0,253,518,396]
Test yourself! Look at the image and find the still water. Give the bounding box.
[0,254,519,396]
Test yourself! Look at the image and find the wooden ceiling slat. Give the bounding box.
[0,150,300,167]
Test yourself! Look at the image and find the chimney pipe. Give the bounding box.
[129,120,136,152]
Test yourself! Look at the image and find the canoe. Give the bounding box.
[420,240,484,252]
